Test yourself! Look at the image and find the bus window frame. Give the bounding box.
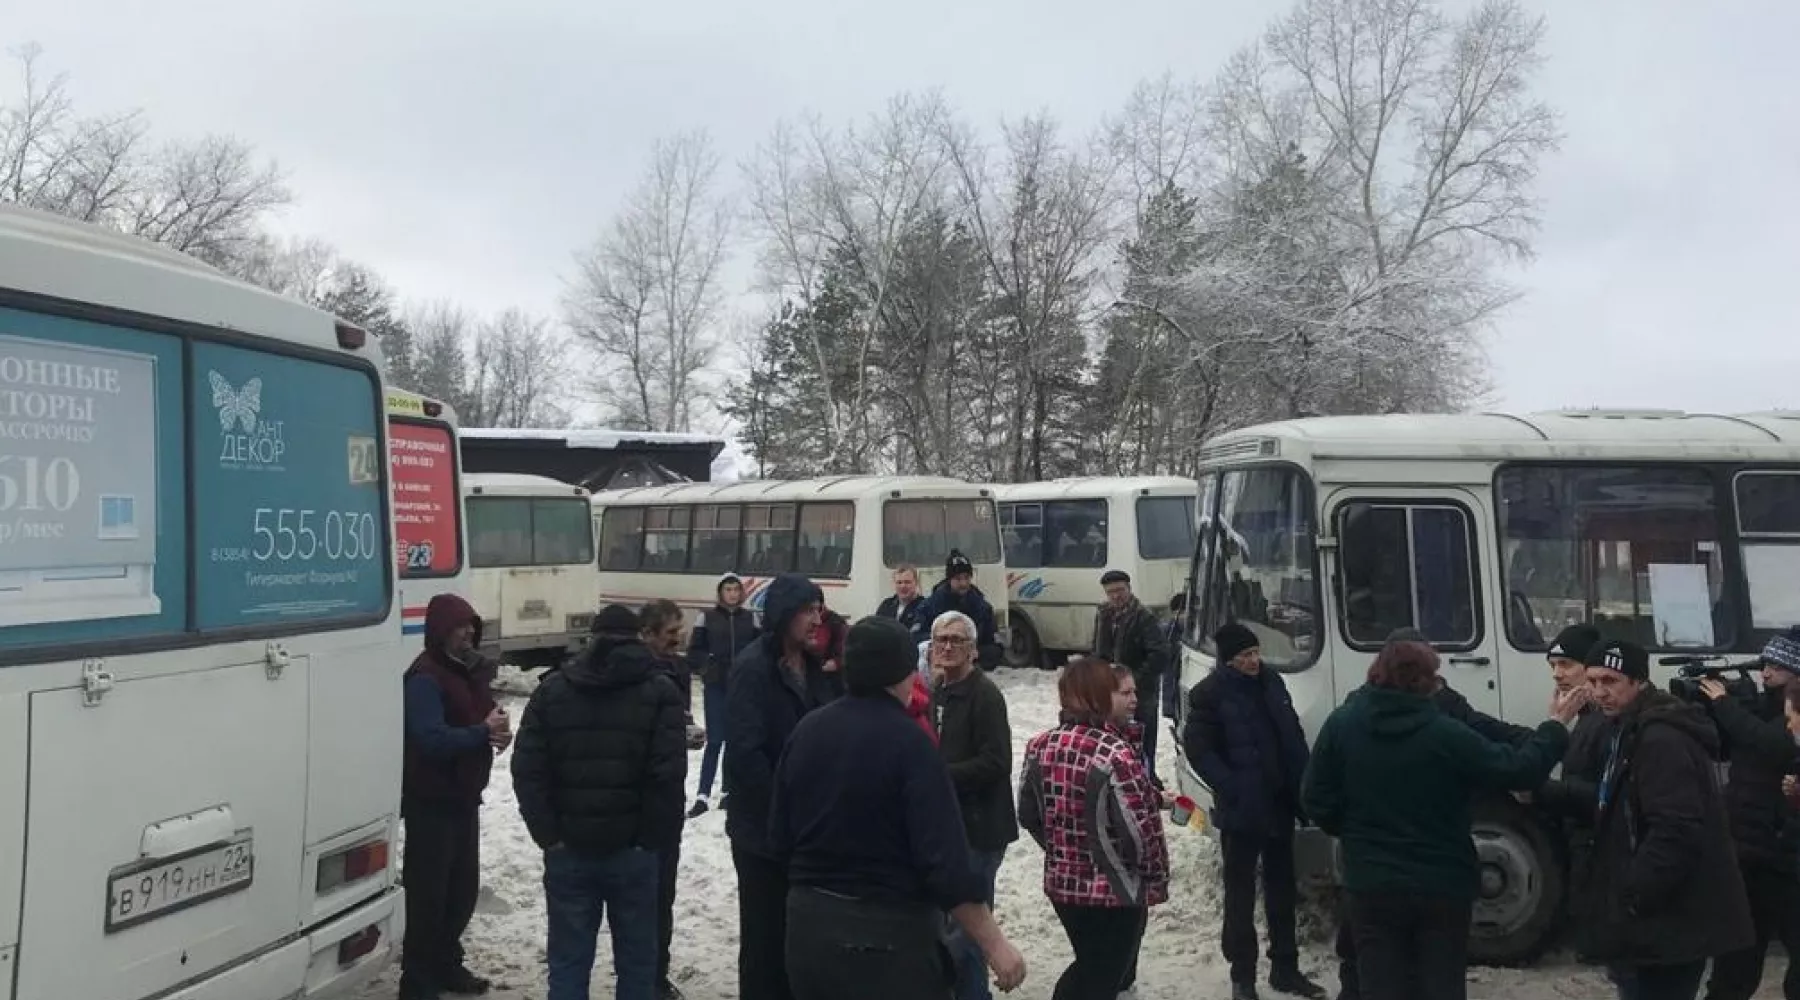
[1135,494,1197,562]
[1730,465,1800,644]
[1491,460,1747,655]
[468,494,597,570]
[390,414,465,581]
[598,506,647,571]
[1331,496,1486,654]
[1185,461,1322,674]
[795,501,855,580]
[0,287,394,669]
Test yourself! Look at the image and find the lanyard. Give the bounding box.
[1597,731,1623,816]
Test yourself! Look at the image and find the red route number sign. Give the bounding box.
[389,421,460,575]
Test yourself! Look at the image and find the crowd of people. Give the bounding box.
[393,555,1800,1000]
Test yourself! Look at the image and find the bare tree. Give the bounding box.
[467,309,570,429]
[567,130,730,433]
[230,234,342,304]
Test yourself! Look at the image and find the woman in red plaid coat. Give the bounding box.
[1019,656,1171,999]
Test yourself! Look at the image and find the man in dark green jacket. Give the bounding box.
[1303,638,1580,1000]
[928,610,1018,1000]
[1093,569,1170,784]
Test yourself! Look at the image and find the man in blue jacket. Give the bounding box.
[1184,621,1322,1000]
[723,573,841,1000]
[686,572,760,819]
[918,550,1001,669]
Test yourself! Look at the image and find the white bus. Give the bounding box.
[1172,409,1800,966]
[590,476,1009,638]
[386,389,471,637]
[995,477,1195,667]
[0,204,402,1000]
[463,472,600,668]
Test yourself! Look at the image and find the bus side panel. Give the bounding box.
[303,641,401,854]
[0,694,22,948]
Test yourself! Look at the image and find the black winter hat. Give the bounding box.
[1100,569,1131,586]
[844,615,919,694]
[946,549,975,581]
[1548,623,1603,665]
[1586,639,1649,682]
[1214,620,1260,665]
[592,604,640,636]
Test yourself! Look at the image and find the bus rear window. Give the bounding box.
[469,496,595,568]
[390,420,462,577]
[1137,496,1196,560]
[883,499,1001,568]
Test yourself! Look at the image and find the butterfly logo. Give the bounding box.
[208,371,263,433]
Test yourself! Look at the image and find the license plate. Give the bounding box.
[106,831,254,932]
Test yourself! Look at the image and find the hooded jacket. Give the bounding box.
[1301,684,1569,897]
[723,573,843,857]
[510,632,688,855]
[1708,686,1800,873]
[1573,689,1754,964]
[686,581,761,687]
[402,594,498,810]
[1184,665,1310,836]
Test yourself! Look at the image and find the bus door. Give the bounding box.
[1322,486,1502,718]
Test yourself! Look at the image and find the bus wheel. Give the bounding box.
[1005,614,1044,670]
[1467,796,1565,967]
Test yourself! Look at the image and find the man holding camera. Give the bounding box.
[1697,627,1800,1000]
[1575,639,1752,1000]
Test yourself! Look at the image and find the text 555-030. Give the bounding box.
[247,508,378,562]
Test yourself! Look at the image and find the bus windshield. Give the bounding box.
[1190,466,1318,670]
[468,495,595,567]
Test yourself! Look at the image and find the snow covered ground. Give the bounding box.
[354,667,1787,999]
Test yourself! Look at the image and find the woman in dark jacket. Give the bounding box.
[724,574,841,1000]
[685,572,760,818]
[1303,640,1577,1000]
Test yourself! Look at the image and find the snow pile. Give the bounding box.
[355,669,1787,999]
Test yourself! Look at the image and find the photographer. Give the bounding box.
[1698,627,1800,1000]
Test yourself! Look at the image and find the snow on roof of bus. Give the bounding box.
[991,476,1195,500]
[0,202,225,276]
[462,472,589,496]
[589,475,988,504]
[462,427,725,448]
[1204,410,1800,458]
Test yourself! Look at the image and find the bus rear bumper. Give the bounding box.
[157,886,403,1000]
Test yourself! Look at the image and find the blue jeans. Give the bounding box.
[698,681,727,798]
[544,846,660,1000]
[946,848,1006,1000]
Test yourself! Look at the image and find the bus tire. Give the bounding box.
[1005,613,1044,670]
[1466,795,1565,967]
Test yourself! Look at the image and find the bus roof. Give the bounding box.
[0,203,372,364]
[385,387,458,424]
[992,476,1194,501]
[464,472,589,497]
[462,426,725,449]
[590,475,991,505]
[1201,410,1800,465]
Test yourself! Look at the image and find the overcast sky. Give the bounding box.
[11,0,1798,422]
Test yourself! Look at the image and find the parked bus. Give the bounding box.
[0,204,402,1000]
[385,389,470,637]
[590,476,1009,640]
[1171,409,1800,966]
[463,472,600,668]
[995,477,1196,667]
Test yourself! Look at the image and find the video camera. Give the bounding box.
[1661,654,1763,707]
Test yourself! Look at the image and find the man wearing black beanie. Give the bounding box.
[770,617,1027,999]
[1528,622,1614,951]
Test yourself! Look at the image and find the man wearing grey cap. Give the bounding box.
[770,616,1027,1000]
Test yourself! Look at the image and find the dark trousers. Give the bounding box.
[401,804,481,988]
[1121,906,1149,989]
[1050,902,1143,1000]
[787,886,950,1000]
[1134,670,1161,783]
[698,681,728,798]
[1335,897,1359,996]
[1220,829,1300,984]
[945,848,1006,1000]
[1611,960,1708,1000]
[543,846,660,1000]
[1346,891,1471,1000]
[734,844,793,1000]
[657,835,681,986]
[1706,862,1800,1000]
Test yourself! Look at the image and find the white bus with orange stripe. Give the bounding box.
[385,389,471,643]
[589,477,1010,633]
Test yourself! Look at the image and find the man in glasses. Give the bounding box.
[928,611,1019,1000]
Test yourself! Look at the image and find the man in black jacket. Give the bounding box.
[877,564,929,636]
[1093,569,1171,785]
[1527,623,1613,961]
[511,604,687,1000]
[928,610,1019,1000]
[772,616,1026,1000]
[724,573,842,1000]
[641,599,696,1000]
[1186,622,1322,1000]
[1700,627,1800,1000]
[1576,639,1754,1000]
[686,573,760,819]
[917,550,1002,668]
